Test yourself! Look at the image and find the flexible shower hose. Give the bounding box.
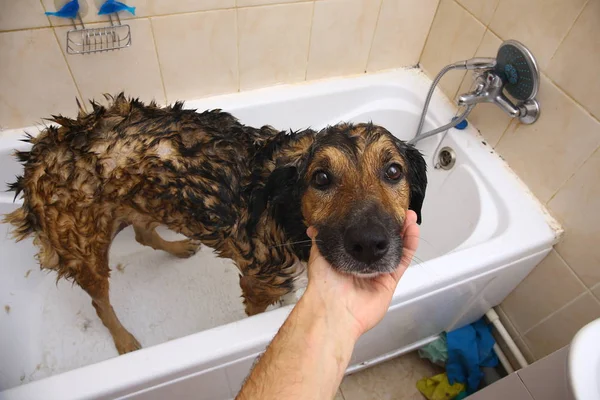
[409,64,474,145]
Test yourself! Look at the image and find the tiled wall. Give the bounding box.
[420,0,600,361]
[0,0,439,129]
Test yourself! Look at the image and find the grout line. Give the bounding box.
[553,247,599,293]
[148,19,168,105]
[453,0,486,28]
[522,291,590,336]
[417,0,442,64]
[46,21,88,112]
[493,118,515,150]
[4,2,316,32]
[234,7,241,92]
[0,25,53,33]
[590,283,600,303]
[304,1,317,81]
[515,372,536,397]
[515,334,535,364]
[543,72,600,124]
[547,0,590,66]
[544,141,600,205]
[363,0,384,73]
[489,0,501,27]
[453,0,505,40]
[496,304,536,361]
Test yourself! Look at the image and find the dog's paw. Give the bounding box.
[116,333,142,355]
[171,239,201,258]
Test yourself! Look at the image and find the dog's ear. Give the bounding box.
[263,166,300,205]
[405,145,427,224]
[393,139,427,224]
[248,166,301,231]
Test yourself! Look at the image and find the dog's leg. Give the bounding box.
[76,272,141,354]
[133,224,200,258]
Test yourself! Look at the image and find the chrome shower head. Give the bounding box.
[495,40,540,101]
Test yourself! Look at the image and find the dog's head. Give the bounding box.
[263,123,426,276]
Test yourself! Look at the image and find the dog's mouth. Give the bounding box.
[315,214,404,277]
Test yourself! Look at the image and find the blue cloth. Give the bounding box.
[45,0,79,19]
[446,318,498,393]
[98,0,136,15]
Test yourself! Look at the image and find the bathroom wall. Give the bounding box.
[0,0,439,129]
[420,0,600,361]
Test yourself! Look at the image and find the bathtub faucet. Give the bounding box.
[410,40,541,146]
[457,69,540,124]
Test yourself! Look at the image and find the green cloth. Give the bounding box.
[418,335,448,366]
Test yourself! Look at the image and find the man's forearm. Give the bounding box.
[236,287,358,400]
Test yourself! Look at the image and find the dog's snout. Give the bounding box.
[343,223,390,265]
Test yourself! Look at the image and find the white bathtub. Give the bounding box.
[0,69,560,399]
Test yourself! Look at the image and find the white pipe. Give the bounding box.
[486,308,529,369]
[493,343,515,374]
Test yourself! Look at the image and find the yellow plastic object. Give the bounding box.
[416,373,465,400]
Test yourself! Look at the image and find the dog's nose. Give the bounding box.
[344,224,390,265]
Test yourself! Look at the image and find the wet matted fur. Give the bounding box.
[4,94,427,354]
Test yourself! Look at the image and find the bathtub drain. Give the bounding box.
[436,147,456,170]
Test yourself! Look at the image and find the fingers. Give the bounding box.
[391,211,420,282]
[402,210,418,236]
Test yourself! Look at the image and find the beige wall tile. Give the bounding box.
[496,304,521,340]
[306,0,381,80]
[524,293,600,359]
[42,0,132,25]
[54,18,165,105]
[515,337,535,364]
[419,0,485,98]
[0,0,50,31]
[340,352,438,400]
[238,0,306,6]
[238,3,312,90]
[456,29,510,147]
[152,10,238,102]
[467,373,533,400]
[489,0,587,68]
[592,284,600,302]
[0,29,79,129]
[367,0,438,72]
[518,347,574,400]
[138,0,235,15]
[456,0,499,25]
[495,75,600,203]
[501,250,586,334]
[43,0,235,26]
[547,0,600,121]
[495,307,536,363]
[549,147,600,287]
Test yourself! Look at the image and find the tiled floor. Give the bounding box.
[336,351,440,400]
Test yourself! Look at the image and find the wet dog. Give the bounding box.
[4,94,427,354]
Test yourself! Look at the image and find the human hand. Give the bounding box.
[303,210,419,341]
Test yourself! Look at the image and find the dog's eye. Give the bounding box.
[385,164,403,182]
[312,171,331,189]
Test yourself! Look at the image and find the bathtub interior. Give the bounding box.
[0,83,494,390]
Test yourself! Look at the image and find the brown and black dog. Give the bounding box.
[4,94,427,354]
